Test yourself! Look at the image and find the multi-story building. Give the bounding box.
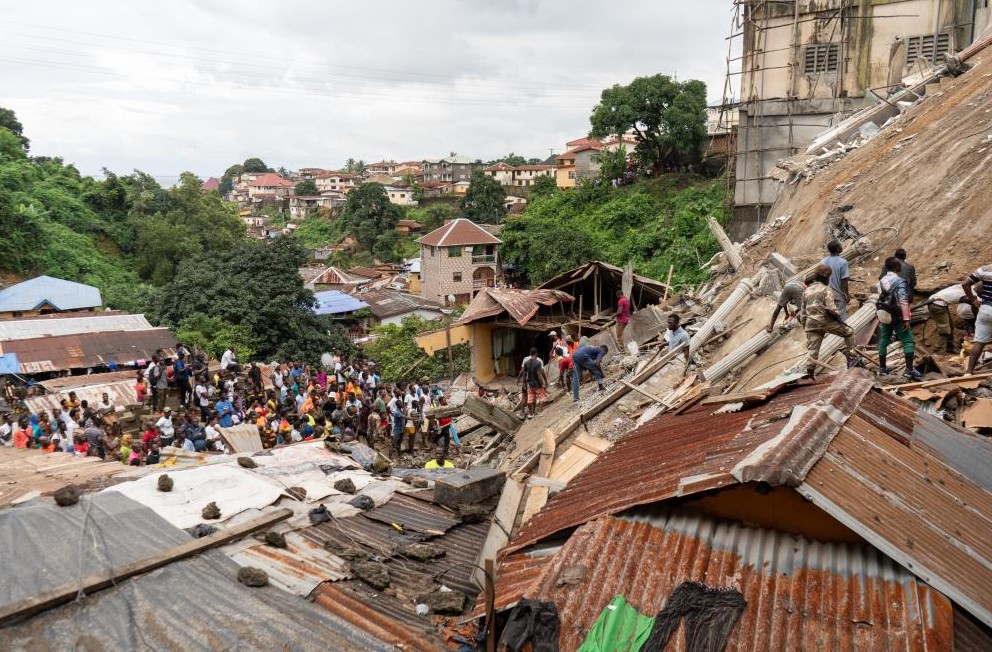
[510,165,554,187]
[384,185,418,206]
[729,0,992,237]
[314,172,359,194]
[421,155,484,183]
[365,160,399,177]
[418,218,502,305]
[247,173,293,199]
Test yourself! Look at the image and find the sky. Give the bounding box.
[1,1,734,184]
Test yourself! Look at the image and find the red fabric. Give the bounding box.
[617,296,631,323]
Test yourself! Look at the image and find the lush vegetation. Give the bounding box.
[363,316,470,382]
[153,238,354,362]
[590,74,707,170]
[460,170,507,224]
[501,177,728,289]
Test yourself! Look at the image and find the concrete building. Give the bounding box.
[482,162,515,186]
[417,219,502,305]
[421,155,484,184]
[247,173,293,199]
[384,186,418,206]
[729,0,992,238]
[314,172,358,194]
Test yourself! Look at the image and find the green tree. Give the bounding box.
[294,215,343,248]
[460,170,507,225]
[343,159,367,175]
[153,237,352,362]
[242,157,270,173]
[593,144,628,182]
[219,163,244,195]
[531,175,558,199]
[589,75,707,170]
[0,107,28,151]
[295,179,319,196]
[339,183,403,252]
[494,153,527,167]
[363,316,470,383]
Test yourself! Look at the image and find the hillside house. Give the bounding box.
[417,218,502,305]
[365,160,399,177]
[483,162,515,185]
[511,164,554,186]
[288,195,338,219]
[0,276,102,320]
[200,177,220,192]
[247,173,293,199]
[314,172,358,194]
[421,155,483,183]
[394,220,423,236]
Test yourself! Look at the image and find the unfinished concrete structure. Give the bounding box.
[727,0,992,238]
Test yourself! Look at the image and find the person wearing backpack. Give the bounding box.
[802,264,856,379]
[520,347,548,419]
[877,257,922,380]
[146,357,163,413]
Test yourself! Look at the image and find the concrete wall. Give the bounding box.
[420,244,500,305]
[379,309,445,327]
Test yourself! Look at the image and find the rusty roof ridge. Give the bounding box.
[732,369,874,487]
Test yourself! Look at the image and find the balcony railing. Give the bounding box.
[472,255,496,264]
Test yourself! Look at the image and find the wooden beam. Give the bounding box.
[887,372,992,392]
[463,393,523,435]
[0,507,293,626]
[620,380,673,408]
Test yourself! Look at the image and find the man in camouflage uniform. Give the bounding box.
[803,264,855,378]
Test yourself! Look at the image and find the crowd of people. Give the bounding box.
[1,344,461,468]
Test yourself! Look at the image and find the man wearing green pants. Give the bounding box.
[878,257,922,380]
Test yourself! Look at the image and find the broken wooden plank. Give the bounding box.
[671,384,713,416]
[463,393,523,435]
[424,405,463,420]
[472,476,525,590]
[620,380,674,408]
[0,507,293,626]
[888,372,992,392]
[520,430,556,526]
[962,399,992,429]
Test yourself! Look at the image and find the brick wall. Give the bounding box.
[420,244,499,304]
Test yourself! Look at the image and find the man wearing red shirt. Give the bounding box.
[557,347,574,393]
[615,291,631,345]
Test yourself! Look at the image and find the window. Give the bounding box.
[448,247,462,257]
[568,171,576,180]
[803,43,840,73]
[453,272,462,282]
[905,33,952,65]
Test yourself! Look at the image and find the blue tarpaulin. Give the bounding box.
[0,353,19,375]
[313,290,369,316]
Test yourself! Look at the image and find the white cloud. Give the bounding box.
[1,0,731,181]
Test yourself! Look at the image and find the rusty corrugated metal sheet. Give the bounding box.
[507,380,827,554]
[1,328,176,373]
[228,531,350,596]
[25,379,137,416]
[457,288,574,327]
[469,551,553,619]
[799,413,992,628]
[217,423,263,453]
[732,368,874,486]
[0,447,133,508]
[363,492,460,534]
[507,512,953,651]
[316,581,445,651]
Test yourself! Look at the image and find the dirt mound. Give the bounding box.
[746,49,992,294]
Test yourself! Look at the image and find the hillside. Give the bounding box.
[742,46,992,293]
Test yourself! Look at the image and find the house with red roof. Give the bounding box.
[247,173,293,199]
[201,177,220,192]
[417,218,502,304]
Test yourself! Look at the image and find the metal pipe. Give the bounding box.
[690,278,755,356]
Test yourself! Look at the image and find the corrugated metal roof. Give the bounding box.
[26,376,137,416]
[417,218,502,247]
[313,290,369,316]
[0,275,101,312]
[507,379,827,554]
[469,551,553,619]
[0,353,18,375]
[312,266,366,286]
[0,447,133,508]
[457,288,574,327]
[504,511,953,651]
[228,531,351,596]
[363,492,460,534]
[0,328,176,373]
[538,260,672,301]
[316,581,445,651]
[0,313,153,341]
[799,404,992,628]
[356,290,444,320]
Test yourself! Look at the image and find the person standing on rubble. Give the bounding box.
[962,263,992,374]
[520,347,548,419]
[803,264,857,378]
[878,248,917,297]
[877,257,922,380]
[664,314,691,364]
[923,282,974,353]
[615,290,632,346]
[820,240,851,321]
[571,344,608,402]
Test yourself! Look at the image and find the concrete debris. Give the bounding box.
[53,485,80,507]
[457,504,491,524]
[237,566,269,587]
[201,502,221,520]
[435,467,506,507]
[325,540,367,560]
[237,456,258,469]
[425,590,466,615]
[400,543,446,562]
[156,474,173,492]
[351,561,390,590]
[188,523,218,538]
[411,476,429,489]
[264,531,287,548]
[333,478,357,494]
[348,495,375,510]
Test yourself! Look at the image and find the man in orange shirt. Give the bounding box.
[13,417,30,448]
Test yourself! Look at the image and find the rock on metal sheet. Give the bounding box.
[228,531,351,596]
